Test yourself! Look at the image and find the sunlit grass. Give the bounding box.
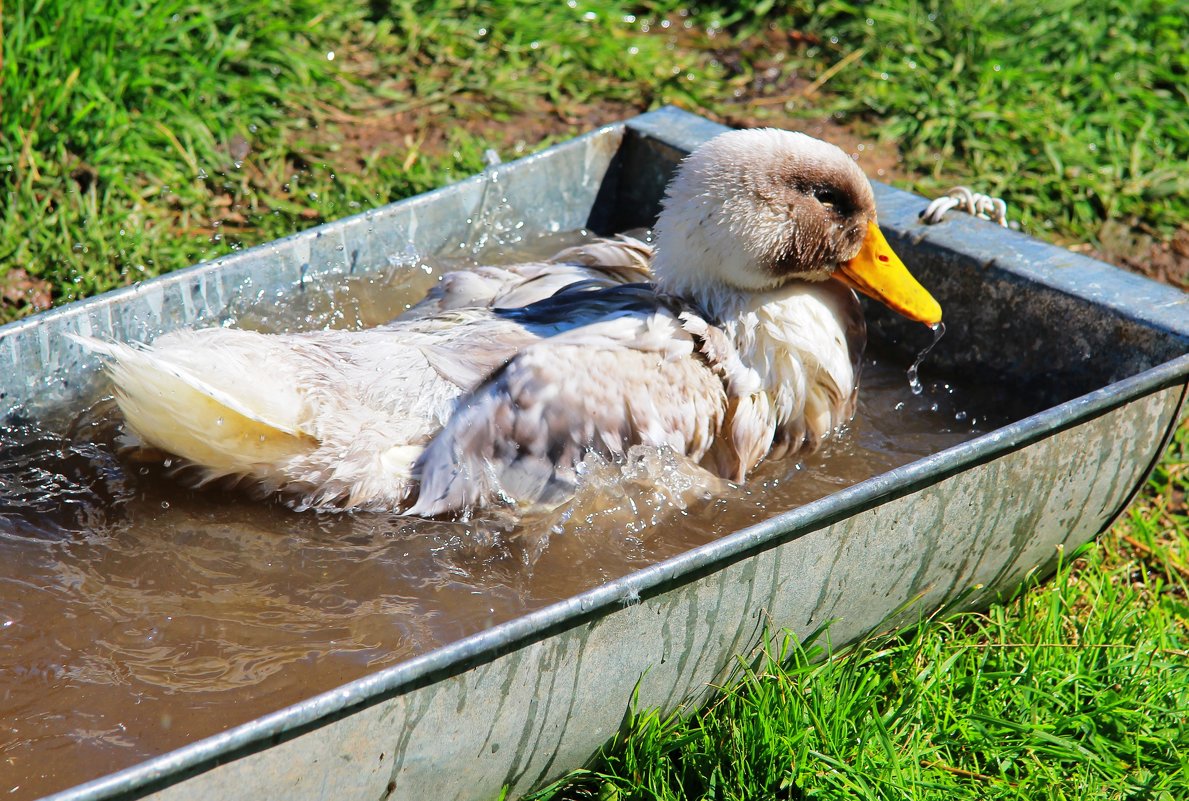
[768,0,1189,246]
[1,0,354,310]
[5,0,1185,319]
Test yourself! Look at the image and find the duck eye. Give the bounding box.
[813,187,841,210]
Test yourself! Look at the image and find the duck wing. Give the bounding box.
[406,286,727,517]
[400,235,651,318]
[77,310,537,508]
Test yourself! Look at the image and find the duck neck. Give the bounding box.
[681,277,862,441]
[651,250,774,322]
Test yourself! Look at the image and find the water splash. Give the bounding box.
[907,322,946,395]
[541,446,731,542]
[444,153,531,261]
[0,421,131,540]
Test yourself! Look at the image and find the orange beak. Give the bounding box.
[835,221,942,325]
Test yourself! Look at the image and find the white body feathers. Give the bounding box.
[80,129,888,515]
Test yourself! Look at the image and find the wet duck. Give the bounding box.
[82,128,941,516]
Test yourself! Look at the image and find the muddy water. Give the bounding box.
[0,234,1026,799]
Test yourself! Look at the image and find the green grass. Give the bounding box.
[1,0,345,308]
[528,428,1189,800]
[5,0,1186,319]
[765,0,1189,245]
[358,0,713,114]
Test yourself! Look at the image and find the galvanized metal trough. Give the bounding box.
[5,107,1187,801]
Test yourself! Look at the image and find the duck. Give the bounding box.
[80,128,941,517]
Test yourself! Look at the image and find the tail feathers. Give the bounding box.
[73,335,317,481]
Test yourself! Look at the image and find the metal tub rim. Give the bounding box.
[43,353,1189,801]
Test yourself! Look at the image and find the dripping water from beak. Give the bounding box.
[907,322,946,395]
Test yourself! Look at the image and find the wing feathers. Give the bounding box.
[407,339,725,517]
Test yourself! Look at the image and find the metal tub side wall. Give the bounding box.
[866,186,1189,405]
[120,376,1184,801]
[622,108,1189,399]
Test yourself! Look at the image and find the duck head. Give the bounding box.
[651,128,941,325]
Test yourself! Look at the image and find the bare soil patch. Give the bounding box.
[1075,222,1189,291]
[1,268,54,315]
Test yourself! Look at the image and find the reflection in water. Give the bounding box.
[0,233,1025,799]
